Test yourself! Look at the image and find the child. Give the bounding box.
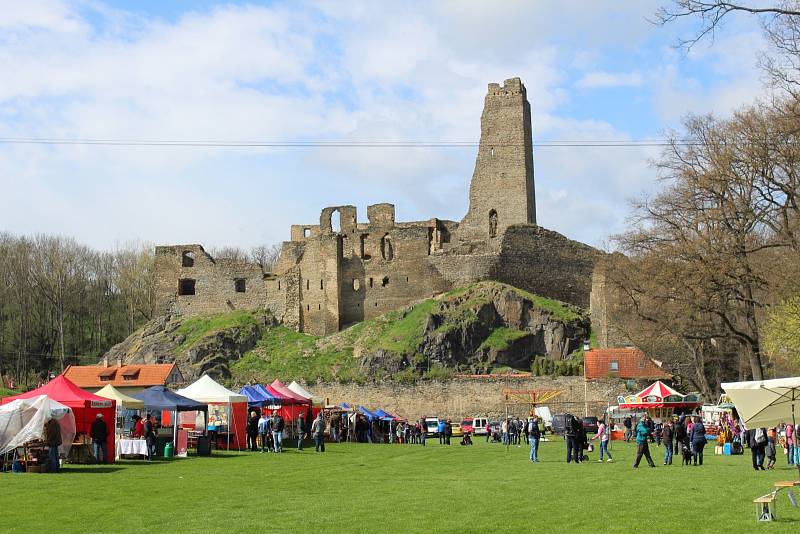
[766,428,777,469]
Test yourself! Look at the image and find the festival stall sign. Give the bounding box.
[617,381,702,421]
[177,375,247,450]
[1,375,116,462]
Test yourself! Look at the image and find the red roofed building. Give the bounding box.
[63,359,183,395]
[584,347,671,381]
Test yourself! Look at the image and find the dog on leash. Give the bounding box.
[681,444,692,466]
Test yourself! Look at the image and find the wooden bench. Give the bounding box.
[754,494,777,522]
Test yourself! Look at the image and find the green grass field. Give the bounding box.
[2,438,798,533]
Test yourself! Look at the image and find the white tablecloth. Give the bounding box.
[115,439,148,458]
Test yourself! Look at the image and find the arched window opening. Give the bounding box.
[382,276,389,287]
[331,209,341,233]
[489,209,498,238]
[182,251,195,267]
[353,279,360,291]
[380,234,394,261]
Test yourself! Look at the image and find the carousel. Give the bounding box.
[617,381,702,422]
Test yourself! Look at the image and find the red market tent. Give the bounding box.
[1,374,116,462]
[266,380,310,421]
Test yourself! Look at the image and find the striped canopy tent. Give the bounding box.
[617,381,702,421]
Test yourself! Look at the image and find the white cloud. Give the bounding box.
[575,71,643,89]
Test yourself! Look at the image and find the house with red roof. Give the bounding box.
[63,358,183,395]
[584,347,671,381]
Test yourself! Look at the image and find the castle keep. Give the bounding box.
[154,78,604,336]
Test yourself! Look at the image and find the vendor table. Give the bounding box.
[116,438,148,459]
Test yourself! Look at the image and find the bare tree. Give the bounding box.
[250,243,282,273]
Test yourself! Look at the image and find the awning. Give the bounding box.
[176,375,247,404]
[95,384,145,410]
[138,386,207,412]
[722,376,800,428]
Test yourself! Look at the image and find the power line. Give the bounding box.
[0,137,700,148]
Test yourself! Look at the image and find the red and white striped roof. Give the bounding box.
[637,381,680,399]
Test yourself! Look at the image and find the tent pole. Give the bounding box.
[794,390,799,480]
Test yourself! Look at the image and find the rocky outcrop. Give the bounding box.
[103,312,275,381]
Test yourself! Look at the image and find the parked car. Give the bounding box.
[471,417,489,435]
[550,413,575,435]
[450,422,463,437]
[424,417,439,437]
[582,416,599,434]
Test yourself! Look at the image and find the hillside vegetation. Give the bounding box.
[106,281,590,385]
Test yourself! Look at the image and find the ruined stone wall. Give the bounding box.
[311,376,626,420]
[495,225,602,308]
[589,257,631,348]
[154,245,267,316]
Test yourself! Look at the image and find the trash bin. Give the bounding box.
[196,436,211,456]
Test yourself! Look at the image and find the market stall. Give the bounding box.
[139,385,207,457]
[239,385,281,409]
[177,375,247,450]
[95,383,144,435]
[1,375,115,463]
[617,380,702,422]
[266,380,310,421]
[0,395,76,471]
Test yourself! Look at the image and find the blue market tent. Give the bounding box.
[341,403,352,410]
[358,406,378,420]
[239,385,271,407]
[253,384,282,405]
[137,386,208,412]
[374,409,396,420]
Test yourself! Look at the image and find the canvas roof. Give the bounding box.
[176,375,247,404]
[137,386,207,412]
[95,384,144,409]
[1,375,113,409]
[722,376,800,428]
[63,363,181,388]
[637,381,681,399]
[0,395,77,455]
[287,381,323,406]
[269,380,310,405]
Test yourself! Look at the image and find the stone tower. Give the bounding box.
[461,78,536,237]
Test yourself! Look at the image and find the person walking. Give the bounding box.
[247,411,259,452]
[258,411,271,453]
[311,412,326,452]
[419,418,427,446]
[787,423,795,466]
[566,415,581,464]
[623,416,633,443]
[689,416,706,466]
[90,413,108,464]
[44,417,61,473]
[528,416,541,462]
[296,413,306,451]
[485,422,491,443]
[438,419,446,445]
[592,419,613,463]
[271,411,284,453]
[662,420,674,465]
[674,417,687,460]
[633,414,656,468]
[746,426,767,470]
[444,419,453,445]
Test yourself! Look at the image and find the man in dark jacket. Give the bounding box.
[90,413,108,464]
[296,413,305,451]
[246,411,259,452]
[623,416,633,442]
[44,418,62,473]
[271,412,284,452]
[566,415,582,463]
[746,426,768,471]
[662,420,674,465]
[144,414,157,460]
[689,416,707,466]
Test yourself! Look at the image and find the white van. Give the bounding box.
[471,417,489,435]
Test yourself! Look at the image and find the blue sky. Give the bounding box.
[0,0,769,251]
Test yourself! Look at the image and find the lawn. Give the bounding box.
[1,439,798,533]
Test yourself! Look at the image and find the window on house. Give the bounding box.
[178,279,196,296]
[609,360,619,372]
[182,251,195,267]
[235,279,246,293]
[382,276,389,287]
[638,359,646,368]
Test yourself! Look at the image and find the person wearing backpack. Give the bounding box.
[746,426,768,470]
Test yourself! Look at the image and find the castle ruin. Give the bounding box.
[154,78,606,336]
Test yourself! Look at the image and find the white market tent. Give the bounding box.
[0,395,77,455]
[177,375,248,451]
[287,381,323,407]
[177,375,247,404]
[95,384,145,410]
[722,376,800,428]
